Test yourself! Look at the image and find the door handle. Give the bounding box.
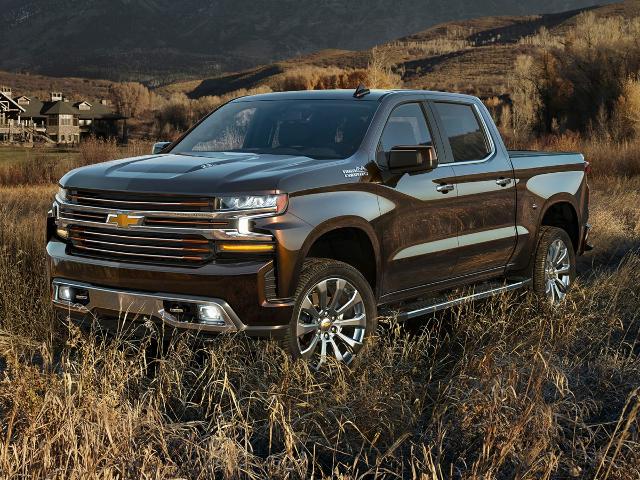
[436,184,455,193]
[496,177,513,187]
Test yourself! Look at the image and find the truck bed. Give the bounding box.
[508,150,585,169]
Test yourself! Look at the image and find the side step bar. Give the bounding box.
[398,279,532,321]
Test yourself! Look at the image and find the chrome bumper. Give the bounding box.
[52,278,245,333]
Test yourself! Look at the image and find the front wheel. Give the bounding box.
[282,259,378,367]
[532,226,576,304]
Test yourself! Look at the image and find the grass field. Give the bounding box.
[0,141,638,479]
[0,146,78,165]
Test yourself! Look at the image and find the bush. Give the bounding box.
[509,13,640,139]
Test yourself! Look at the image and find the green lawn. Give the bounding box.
[0,146,80,165]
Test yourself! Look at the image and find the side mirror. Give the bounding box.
[388,145,438,173]
[152,141,171,154]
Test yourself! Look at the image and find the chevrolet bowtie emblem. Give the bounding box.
[106,213,144,228]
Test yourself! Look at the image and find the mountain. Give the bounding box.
[0,0,616,83]
[159,0,638,99]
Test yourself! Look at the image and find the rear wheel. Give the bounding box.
[282,259,377,367]
[532,226,576,303]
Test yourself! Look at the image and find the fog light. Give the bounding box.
[58,285,73,301]
[56,227,69,239]
[198,304,226,326]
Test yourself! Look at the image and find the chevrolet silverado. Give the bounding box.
[47,87,591,366]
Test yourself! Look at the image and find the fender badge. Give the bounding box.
[342,166,367,178]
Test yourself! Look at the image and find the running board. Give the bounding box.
[397,279,532,321]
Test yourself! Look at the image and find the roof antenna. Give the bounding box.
[353,84,370,98]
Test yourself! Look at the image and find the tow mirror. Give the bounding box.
[388,145,438,173]
[152,141,171,154]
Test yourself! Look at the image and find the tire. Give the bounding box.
[532,226,576,304]
[281,258,378,367]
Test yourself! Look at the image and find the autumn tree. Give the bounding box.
[110,82,151,118]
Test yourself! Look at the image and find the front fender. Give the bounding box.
[261,188,382,299]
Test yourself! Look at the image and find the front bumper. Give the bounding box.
[47,239,293,336]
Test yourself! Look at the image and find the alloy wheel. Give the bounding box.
[544,238,571,303]
[296,277,367,367]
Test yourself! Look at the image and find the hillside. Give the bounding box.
[0,70,115,101]
[0,0,616,83]
[162,0,639,99]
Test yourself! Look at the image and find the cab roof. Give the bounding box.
[232,89,479,103]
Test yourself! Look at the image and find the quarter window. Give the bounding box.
[433,102,491,162]
[380,103,433,154]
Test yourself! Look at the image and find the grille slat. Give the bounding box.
[60,210,108,222]
[69,190,215,212]
[71,229,210,244]
[69,227,213,266]
[69,237,211,253]
[72,245,205,262]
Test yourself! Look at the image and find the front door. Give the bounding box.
[376,102,459,298]
[431,101,517,278]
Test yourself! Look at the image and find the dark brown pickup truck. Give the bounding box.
[47,87,591,367]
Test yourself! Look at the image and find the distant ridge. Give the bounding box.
[0,0,617,83]
[159,0,637,99]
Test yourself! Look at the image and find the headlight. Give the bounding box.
[218,194,288,213]
[57,187,68,202]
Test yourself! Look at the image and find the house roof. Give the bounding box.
[21,99,46,118]
[42,101,79,115]
[0,91,26,113]
[19,98,125,120]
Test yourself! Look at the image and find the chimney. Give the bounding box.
[50,92,63,102]
[0,86,11,98]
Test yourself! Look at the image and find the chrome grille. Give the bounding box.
[68,226,214,266]
[68,189,215,212]
[59,207,108,223]
[142,216,230,229]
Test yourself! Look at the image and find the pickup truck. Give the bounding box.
[47,87,591,367]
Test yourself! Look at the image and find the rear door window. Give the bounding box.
[433,102,491,162]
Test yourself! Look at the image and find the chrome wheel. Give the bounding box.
[296,277,367,367]
[545,238,571,303]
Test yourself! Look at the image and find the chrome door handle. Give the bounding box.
[436,184,455,193]
[496,177,513,187]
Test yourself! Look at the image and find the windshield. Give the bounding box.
[172,99,378,160]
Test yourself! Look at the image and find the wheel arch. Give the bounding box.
[539,197,580,252]
[290,217,382,299]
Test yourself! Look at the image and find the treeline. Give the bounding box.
[506,12,640,141]
[107,48,402,140]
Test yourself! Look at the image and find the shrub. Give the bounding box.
[509,13,640,138]
[612,78,640,140]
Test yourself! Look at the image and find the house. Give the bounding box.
[2,88,126,144]
[0,86,28,141]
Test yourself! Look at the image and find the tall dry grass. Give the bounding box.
[505,133,640,178]
[0,145,639,477]
[0,138,152,187]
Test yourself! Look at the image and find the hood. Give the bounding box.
[60,151,354,195]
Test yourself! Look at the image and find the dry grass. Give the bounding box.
[0,136,639,478]
[505,133,640,178]
[0,139,152,186]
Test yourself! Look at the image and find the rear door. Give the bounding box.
[430,101,517,278]
[376,102,459,298]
